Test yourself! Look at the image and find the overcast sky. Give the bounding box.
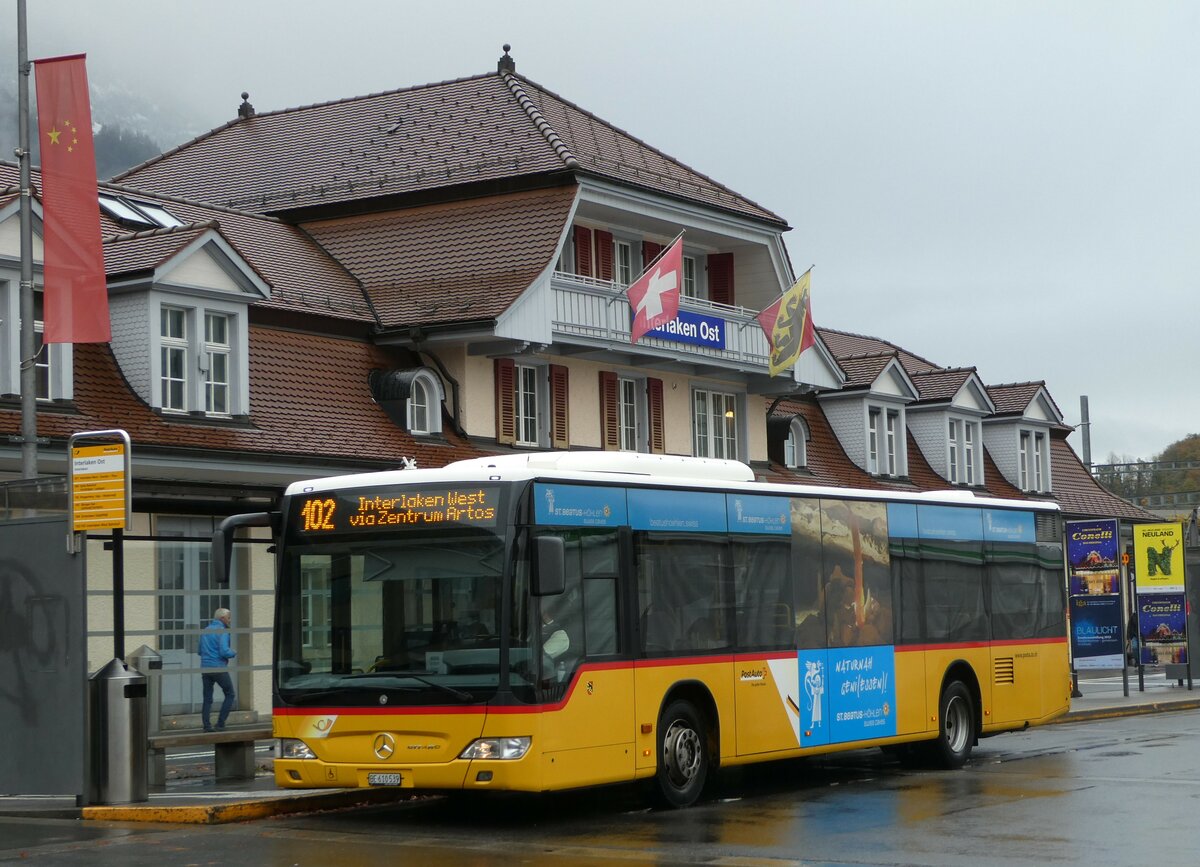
[13,1,1199,464]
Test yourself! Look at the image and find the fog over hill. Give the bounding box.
[1,47,206,179]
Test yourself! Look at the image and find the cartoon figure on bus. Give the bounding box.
[803,659,825,729]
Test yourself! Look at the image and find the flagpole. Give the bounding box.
[16,0,39,478]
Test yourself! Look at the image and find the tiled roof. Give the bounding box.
[909,367,977,404]
[304,185,577,328]
[102,223,217,276]
[985,380,1069,424]
[763,398,888,489]
[1050,433,1156,521]
[817,327,941,375]
[0,328,487,469]
[113,71,784,225]
[832,353,898,390]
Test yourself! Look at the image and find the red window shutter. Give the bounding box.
[550,364,570,450]
[494,358,515,445]
[574,226,594,277]
[708,252,734,306]
[647,377,665,454]
[599,371,619,451]
[594,230,614,282]
[643,240,663,269]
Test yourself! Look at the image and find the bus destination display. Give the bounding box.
[293,485,500,534]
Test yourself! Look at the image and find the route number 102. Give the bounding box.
[301,497,337,531]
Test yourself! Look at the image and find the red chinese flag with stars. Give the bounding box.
[35,54,109,343]
[627,236,682,343]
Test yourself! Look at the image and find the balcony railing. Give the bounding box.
[551,271,771,370]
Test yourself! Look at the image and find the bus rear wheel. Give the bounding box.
[654,699,709,808]
[927,680,975,769]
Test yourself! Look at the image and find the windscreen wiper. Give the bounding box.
[341,671,475,702]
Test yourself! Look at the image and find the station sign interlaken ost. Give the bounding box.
[70,440,130,532]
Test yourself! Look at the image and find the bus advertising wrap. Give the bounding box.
[797,647,897,747]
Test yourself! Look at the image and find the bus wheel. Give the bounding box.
[654,700,708,808]
[929,681,975,769]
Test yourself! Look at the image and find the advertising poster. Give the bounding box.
[1069,595,1124,669]
[1066,519,1120,596]
[1133,523,1185,594]
[1137,593,1188,666]
[798,646,897,747]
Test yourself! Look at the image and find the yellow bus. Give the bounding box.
[234,451,1070,808]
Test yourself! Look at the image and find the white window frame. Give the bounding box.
[784,418,808,469]
[406,368,444,435]
[1018,427,1051,492]
[1,283,73,401]
[514,362,545,447]
[948,419,960,484]
[964,420,977,486]
[160,305,189,412]
[692,387,740,460]
[203,311,231,416]
[948,416,979,486]
[867,403,904,477]
[615,240,634,287]
[151,295,248,418]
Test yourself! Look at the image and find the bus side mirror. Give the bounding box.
[212,511,278,586]
[532,535,565,596]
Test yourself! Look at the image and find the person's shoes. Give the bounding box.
[215,725,225,731]
[203,727,213,733]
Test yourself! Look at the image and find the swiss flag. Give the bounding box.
[35,54,109,344]
[627,236,682,343]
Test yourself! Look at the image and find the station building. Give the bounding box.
[0,48,1150,722]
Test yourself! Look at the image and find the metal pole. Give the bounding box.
[113,527,125,661]
[1079,395,1091,471]
[16,0,39,478]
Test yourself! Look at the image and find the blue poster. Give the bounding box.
[627,488,726,532]
[727,494,790,535]
[1066,519,1119,572]
[1138,593,1188,665]
[798,646,897,747]
[1069,595,1123,669]
[534,484,626,527]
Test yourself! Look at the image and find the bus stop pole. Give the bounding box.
[112,527,125,662]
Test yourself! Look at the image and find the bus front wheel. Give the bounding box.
[928,680,975,769]
[654,699,709,808]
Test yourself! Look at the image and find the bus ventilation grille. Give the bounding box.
[994,657,1015,684]
[1035,513,1062,541]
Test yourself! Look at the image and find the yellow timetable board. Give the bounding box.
[70,442,129,531]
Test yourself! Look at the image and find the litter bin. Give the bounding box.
[126,645,162,735]
[88,658,148,805]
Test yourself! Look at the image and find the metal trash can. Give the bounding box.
[88,658,148,805]
[126,645,163,736]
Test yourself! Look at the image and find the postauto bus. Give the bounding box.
[217,451,1070,807]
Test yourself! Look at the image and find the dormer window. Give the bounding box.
[149,297,247,418]
[407,368,443,435]
[784,418,809,469]
[948,417,981,485]
[1019,429,1050,492]
[867,404,904,477]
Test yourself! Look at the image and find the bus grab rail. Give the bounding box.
[212,511,279,586]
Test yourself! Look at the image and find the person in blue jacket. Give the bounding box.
[199,607,237,731]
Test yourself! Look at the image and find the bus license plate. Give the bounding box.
[367,772,402,787]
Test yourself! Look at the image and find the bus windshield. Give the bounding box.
[275,530,507,705]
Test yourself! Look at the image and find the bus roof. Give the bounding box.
[284,451,1060,513]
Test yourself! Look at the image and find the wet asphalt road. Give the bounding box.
[5,708,1199,865]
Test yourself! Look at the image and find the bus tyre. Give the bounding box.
[654,700,709,808]
[930,681,975,769]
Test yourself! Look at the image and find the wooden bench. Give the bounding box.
[147,724,274,786]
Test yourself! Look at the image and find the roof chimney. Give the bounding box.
[238,92,255,119]
[497,44,515,74]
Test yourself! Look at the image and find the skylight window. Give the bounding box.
[99,194,183,228]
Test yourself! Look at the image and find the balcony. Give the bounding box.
[551,271,772,375]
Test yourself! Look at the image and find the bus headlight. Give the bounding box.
[279,738,317,759]
[459,737,531,760]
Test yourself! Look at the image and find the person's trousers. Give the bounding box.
[201,670,236,730]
